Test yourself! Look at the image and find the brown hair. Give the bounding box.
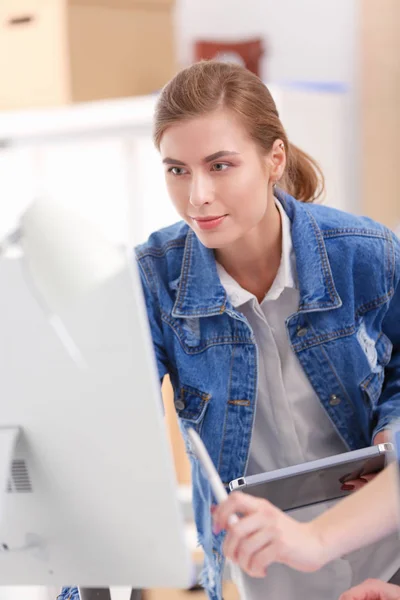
[154,61,324,203]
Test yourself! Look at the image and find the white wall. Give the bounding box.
[0,80,356,252]
[175,0,357,84]
[0,0,361,247]
[174,0,360,213]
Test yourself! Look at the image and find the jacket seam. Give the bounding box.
[387,231,396,295]
[136,238,186,259]
[292,325,355,352]
[136,257,152,288]
[161,311,253,351]
[317,341,356,417]
[181,385,211,402]
[217,345,236,473]
[355,291,393,317]
[173,307,226,316]
[322,228,389,240]
[175,230,193,311]
[306,210,336,303]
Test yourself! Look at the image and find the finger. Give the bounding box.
[359,473,377,483]
[341,479,365,492]
[246,542,281,578]
[341,476,375,492]
[373,430,390,445]
[338,578,400,600]
[238,529,277,577]
[223,512,269,560]
[213,492,269,530]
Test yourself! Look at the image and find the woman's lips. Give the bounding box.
[193,215,227,230]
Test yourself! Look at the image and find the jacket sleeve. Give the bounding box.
[136,257,170,384]
[373,231,400,439]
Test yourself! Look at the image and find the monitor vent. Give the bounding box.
[6,460,32,493]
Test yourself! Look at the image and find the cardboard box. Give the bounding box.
[0,0,176,109]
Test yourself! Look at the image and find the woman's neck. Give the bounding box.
[215,201,282,303]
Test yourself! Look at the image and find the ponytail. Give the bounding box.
[280,143,325,203]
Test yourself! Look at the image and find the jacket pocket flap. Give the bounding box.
[175,385,211,424]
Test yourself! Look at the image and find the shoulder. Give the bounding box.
[279,189,392,240]
[134,221,189,292]
[304,202,390,239]
[135,220,189,259]
[304,202,400,294]
[280,189,400,296]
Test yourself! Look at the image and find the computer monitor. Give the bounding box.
[0,223,191,590]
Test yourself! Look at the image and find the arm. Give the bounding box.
[213,464,399,578]
[310,462,398,561]
[373,232,400,439]
[136,258,170,383]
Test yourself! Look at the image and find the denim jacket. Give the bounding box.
[59,191,400,600]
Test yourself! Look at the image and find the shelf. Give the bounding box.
[0,95,157,145]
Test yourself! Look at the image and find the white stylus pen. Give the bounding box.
[188,428,239,526]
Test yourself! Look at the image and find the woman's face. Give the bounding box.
[159,109,284,249]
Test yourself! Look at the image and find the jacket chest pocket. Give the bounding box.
[174,384,211,455]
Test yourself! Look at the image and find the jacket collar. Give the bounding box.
[172,228,227,318]
[172,190,342,318]
[277,189,342,313]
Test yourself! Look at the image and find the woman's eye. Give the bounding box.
[211,163,229,172]
[168,167,187,176]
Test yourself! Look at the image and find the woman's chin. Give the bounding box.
[195,231,240,250]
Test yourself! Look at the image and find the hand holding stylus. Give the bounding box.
[188,428,325,577]
[212,491,325,577]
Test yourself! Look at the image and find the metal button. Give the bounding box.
[175,399,186,411]
[297,326,308,337]
[329,394,341,406]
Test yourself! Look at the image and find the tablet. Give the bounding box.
[229,443,394,512]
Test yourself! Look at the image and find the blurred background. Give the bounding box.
[0,1,399,599]
[2,0,399,248]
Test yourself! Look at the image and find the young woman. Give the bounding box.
[59,61,400,600]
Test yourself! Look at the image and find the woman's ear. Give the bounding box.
[269,139,286,184]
